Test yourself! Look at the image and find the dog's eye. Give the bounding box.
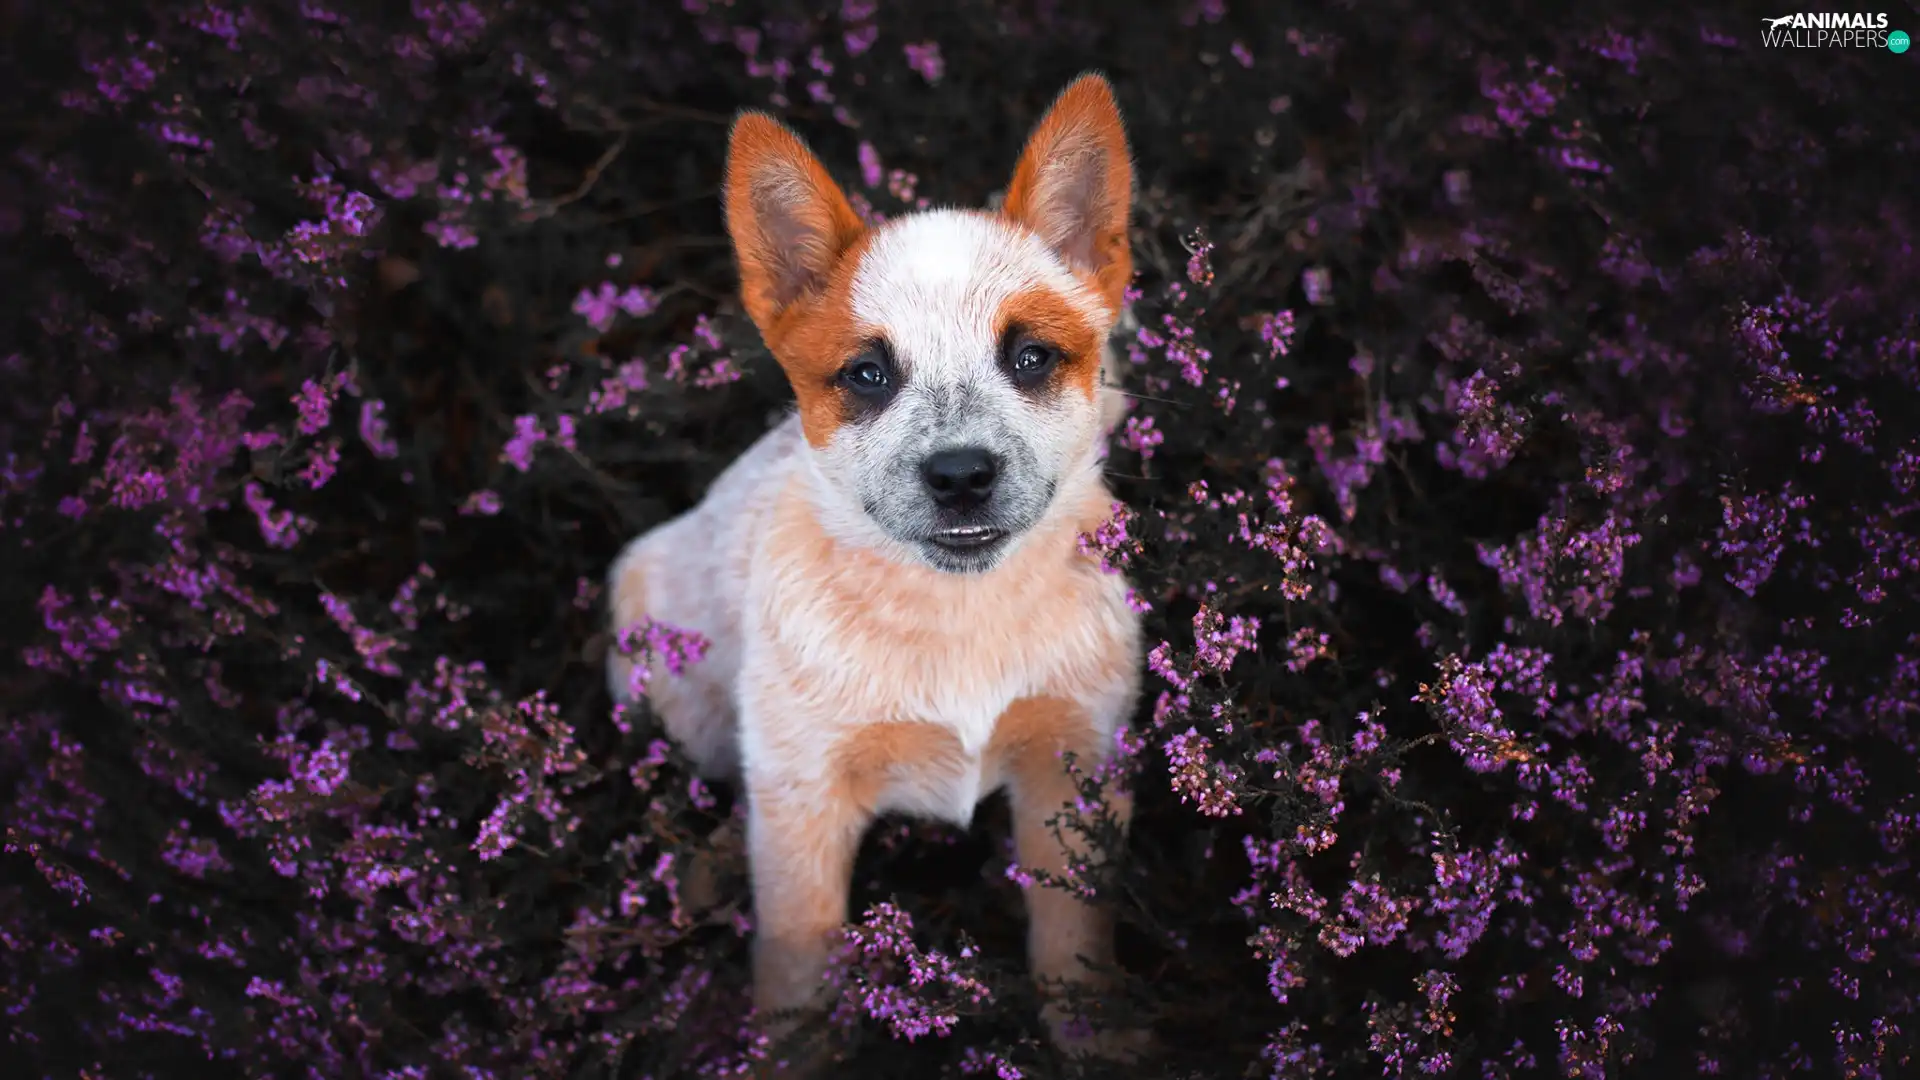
[846,361,888,389]
[1007,340,1060,385]
[839,348,894,397]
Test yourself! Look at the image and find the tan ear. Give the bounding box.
[1001,73,1134,313]
[723,112,865,332]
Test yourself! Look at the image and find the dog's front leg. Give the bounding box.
[994,696,1150,1061]
[744,769,866,1060]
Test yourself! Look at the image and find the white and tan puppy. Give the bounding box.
[606,73,1145,1065]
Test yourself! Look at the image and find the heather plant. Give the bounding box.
[5,0,1920,1077]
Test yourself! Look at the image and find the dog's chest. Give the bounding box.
[742,477,1133,825]
[754,597,1060,826]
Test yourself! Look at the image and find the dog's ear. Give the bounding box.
[724,113,865,332]
[1001,73,1134,313]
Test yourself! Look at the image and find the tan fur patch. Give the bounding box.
[997,286,1104,401]
[991,695,1129,985]
[610,555,648,631]
[723,113,874,449]
[746,782,864,1018]
[758,469,1127,673]
[1000,75,1135,315]
[756,236,878,449]
[831,720,971,812]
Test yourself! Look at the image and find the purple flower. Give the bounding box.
[825,902,991,1042]
[359,400,400,458]
[501,414,544,471]
[902,41,944,83]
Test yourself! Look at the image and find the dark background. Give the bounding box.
[4,1,1920,1077]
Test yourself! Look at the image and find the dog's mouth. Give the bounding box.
[926,525,1008,553]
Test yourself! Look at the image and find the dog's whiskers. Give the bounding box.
[1104,387,1189,408]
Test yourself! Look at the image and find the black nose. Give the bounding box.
[920,447,1000,509]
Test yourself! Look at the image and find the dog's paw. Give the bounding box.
[749,1047,832,1080]
[748,1014,838,1080]
[1043,1001,1159,1064]
[1055,1023,1159,1065]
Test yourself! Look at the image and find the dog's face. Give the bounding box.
[722,74,1133,573]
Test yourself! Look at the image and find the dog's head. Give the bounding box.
[722,73,1133,574]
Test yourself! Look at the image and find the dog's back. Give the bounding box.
[606,409,803,779]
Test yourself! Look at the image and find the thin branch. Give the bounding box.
[519,133,629,221]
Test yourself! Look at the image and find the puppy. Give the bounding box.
[606,73,1145,1064]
